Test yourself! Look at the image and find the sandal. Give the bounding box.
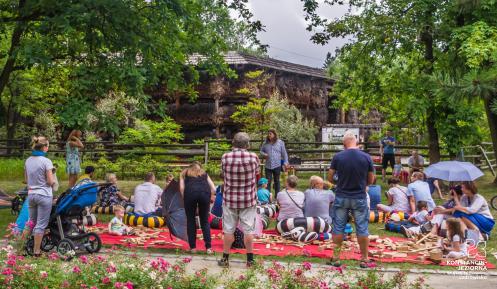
[206,248,213,255]
[326,258,341,267]
[359,259,376,269]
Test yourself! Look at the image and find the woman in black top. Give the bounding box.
[179,162,216,253]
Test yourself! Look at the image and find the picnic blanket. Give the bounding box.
[93,224,495,269]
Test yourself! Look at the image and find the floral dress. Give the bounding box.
[99,185,122,207]
[65,142,80,174]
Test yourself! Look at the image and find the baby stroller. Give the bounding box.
[25,182,110,259]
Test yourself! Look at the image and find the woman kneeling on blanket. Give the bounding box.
[453,181,495,241]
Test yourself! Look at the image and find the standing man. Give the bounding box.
[328,132,374,268]
[219,132,260,268]
[380,130,396,180]
[260,129,289,197]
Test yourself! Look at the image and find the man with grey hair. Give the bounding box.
[219,132,260,267]
[328,132,375,268]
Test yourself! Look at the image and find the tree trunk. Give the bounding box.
[0,0,27,98]
[421,6,441,163]
[483,96,497,182]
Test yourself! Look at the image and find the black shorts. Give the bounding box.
[382,154,395,169]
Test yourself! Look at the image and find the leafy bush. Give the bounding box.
[118,118,183,144]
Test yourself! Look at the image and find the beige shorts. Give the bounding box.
[222,205,256,234]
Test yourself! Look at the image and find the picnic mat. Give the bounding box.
[92,224,495,269]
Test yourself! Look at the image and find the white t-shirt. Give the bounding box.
[133,182,162,215]
[277,189,305,221]
[387,186,411,213]
[452,234,468,255]
[413,209,429,224]
[25,156,54,197]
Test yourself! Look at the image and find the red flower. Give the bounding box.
[294,268,303,276]
[102,277,111,284]
[6,259,16,266]
[182,257,192,263]
[2,268,13,275]
[72,266,81,274]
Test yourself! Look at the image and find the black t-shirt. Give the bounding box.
[330,149,374,199]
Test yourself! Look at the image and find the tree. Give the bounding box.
[231,97,280,141]
[300,0,488,163]
[0,0,264,139]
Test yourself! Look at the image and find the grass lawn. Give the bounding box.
[1,172,496,269]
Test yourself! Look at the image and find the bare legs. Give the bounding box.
[33,234,43,255]
[357,236,369,260]
[68,174,78,188]
[222,233,234,254]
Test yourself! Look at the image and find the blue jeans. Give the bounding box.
[332,196,369,236]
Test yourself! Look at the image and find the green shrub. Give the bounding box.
[118,118,183,144]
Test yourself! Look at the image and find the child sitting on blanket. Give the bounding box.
[108,205,134,236]
[257,178,272,205]
[443,217,468,259]
[401,201,432,238]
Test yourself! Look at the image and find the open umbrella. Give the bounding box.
[424,161,484,181]
[161,180,188,242]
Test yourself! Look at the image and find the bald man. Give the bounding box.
[327,132,375,269]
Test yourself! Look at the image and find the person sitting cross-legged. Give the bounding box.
[303,176,335,224]
[277,175,305,222]
[133,172,163,216]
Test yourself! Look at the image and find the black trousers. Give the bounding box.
[265,166,282,197]
[184,191,211,249]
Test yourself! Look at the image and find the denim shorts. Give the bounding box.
[331,196,369,236]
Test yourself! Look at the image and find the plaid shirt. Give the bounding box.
[222,148,260,209]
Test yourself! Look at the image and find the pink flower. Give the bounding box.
[124,281,133,289]
[102,277,111,284]
[114,282,123,289]
[302,262,312,271]
[294,268,303,276]
[302,249,312,257]
[182,257,192,263]
[25,220,35,230]
[48,252,59,260]
[2,268,13,275]
[238,275,246,280]
[79,255,88,264]
[80,284,88,289]
[72,266,81,274]
[62,281,70,288]
[91,287,98,289]
[6,259,16,266]
[106,265,117,273]
[330,266,344,274]
[338,284,349,289]
[40,271,48,279]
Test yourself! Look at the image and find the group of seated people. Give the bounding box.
[260,175,335,224]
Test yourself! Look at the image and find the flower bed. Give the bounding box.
[0,245,430,289]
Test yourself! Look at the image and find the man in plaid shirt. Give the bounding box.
[219,132,260,267]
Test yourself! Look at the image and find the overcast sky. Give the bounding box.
[248,0,350,68]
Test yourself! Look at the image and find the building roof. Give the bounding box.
[189,51,330,79]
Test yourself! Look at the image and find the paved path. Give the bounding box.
[117,251,497,289]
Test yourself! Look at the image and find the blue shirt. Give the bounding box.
[330,149,374,199]
[406,180,436,211]
[257,188,271,204]
[260,139,289,169]
[380,136,396,154]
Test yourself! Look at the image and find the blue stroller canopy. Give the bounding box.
[55,182,100,215]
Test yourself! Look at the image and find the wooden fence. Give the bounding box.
[0,138,466,178]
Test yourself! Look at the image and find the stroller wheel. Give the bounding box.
[84,232,102,254]
[24,237,34,256]
[57,239,76,260]
[41,235,56,252]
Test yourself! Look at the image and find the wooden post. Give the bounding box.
[204,139,209,165]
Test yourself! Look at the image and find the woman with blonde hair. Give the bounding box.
[66,130,84,187]
[25,136,56,256]
[179,162,216,253]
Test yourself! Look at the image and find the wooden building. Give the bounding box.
[157,52,345,140]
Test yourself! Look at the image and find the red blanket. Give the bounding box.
[97,225,495,269]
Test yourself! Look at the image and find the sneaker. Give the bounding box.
[217,258,229,268]
[326,258,341,267]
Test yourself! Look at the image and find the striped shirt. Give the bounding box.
[260,139,289,169]
[222,148,260,209]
